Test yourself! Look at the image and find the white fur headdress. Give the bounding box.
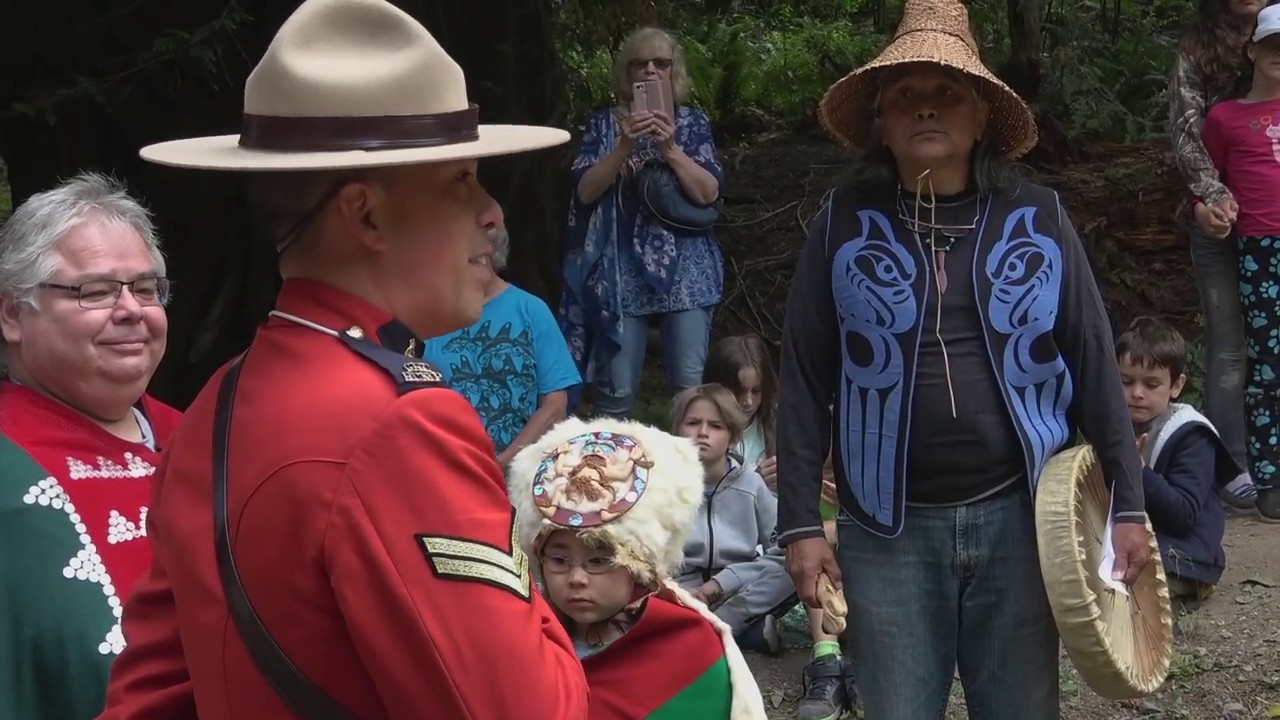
[508,417,769,720]
[507,416,703,586]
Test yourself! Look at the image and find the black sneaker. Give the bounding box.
[841,655,861,715]
[1258,488,1280,523]
[797,654,847,720]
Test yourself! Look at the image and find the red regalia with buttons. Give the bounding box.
[0,382,181,720]
[0,382,182,615]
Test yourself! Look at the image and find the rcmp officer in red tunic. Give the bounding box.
[96,1,589,718]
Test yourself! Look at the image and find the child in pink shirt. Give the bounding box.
[1198,3,1280,520]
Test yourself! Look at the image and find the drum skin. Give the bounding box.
[1035,444,1175,700]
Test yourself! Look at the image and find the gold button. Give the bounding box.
[345,325,365,340]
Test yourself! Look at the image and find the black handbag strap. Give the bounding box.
[213,353,359,720]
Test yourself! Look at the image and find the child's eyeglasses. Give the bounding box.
[541,554,618,575]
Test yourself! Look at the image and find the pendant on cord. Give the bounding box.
[933,249,949,295]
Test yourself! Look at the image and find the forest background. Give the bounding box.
[7,5,1280,718]
[0,0,1204,410]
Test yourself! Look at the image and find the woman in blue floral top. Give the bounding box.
[559,27,726,418]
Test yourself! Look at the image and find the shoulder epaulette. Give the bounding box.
[338,329,447,396]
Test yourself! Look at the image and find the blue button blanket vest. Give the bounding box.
[821,183,1136,537]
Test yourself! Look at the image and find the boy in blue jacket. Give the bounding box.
[1116,317,1241,615]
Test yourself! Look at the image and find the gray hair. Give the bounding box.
[491,226,511,272]
[0,172,165,309]
[612,27,692,104]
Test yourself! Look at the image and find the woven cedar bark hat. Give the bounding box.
[817,0,1038,160]
[139,0,568,171]
[1036,445,1175,699]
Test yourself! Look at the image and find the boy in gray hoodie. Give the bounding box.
[671,384,797,653]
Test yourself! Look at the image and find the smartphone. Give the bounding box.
[630,79,675,120]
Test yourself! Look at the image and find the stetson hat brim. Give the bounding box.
[139,124,570,172]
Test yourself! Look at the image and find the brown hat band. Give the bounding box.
[239,105,480,152]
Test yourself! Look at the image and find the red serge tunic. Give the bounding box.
[98,278,588,720]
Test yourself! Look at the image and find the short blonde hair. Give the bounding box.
[669,384,747,444]
[612,27,691,105]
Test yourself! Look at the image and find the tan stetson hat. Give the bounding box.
[139,0,569,171]
[1036,444,1174,700]
[817,0,1038,160]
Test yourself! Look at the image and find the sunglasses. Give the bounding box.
[628,57,673,72]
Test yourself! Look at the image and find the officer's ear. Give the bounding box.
[333,175,388,250]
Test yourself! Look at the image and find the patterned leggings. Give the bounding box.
[1238,235,1280,490]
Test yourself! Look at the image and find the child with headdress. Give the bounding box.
[508,416,771,719]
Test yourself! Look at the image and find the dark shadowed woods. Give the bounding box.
[0,0,1204,406]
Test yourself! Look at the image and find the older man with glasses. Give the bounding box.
[0,171,181,720]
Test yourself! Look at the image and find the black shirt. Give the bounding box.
[774,182,1147,545]
[903,190,1025,504]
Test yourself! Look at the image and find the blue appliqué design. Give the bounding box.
[831,210,919,527]
[985,207,1073,483]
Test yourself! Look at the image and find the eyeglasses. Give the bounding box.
[38,277,171,309]
[628,57,673,71]
[540,554,618,575]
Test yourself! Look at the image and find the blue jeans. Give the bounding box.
[837,488,1060,720]
[1190,225,1250,471]
[592,306,713,417]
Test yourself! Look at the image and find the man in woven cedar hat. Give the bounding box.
[95,1,588,718]
[774,0,1154,717]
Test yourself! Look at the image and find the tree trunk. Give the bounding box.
[1001,0,1044,102]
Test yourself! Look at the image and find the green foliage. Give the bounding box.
[632,395,672,428]
[3,3,248,123]
[557,0,1198,144]
[1179,341,1206,410]
[558,3,882,132]
[561,43,617,123]
[687,16,882,127]
[1032,2,1183,143]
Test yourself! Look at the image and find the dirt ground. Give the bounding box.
[745,513,1279,720]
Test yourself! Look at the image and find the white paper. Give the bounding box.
[1096,490,1130,597]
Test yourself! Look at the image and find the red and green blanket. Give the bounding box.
[0,381,180,720]
[583,591,771,720]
